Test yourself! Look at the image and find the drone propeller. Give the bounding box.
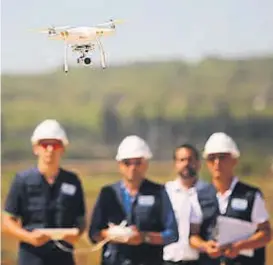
[97,19,124,27]
[109,19,124,24]
[34,25,71,33]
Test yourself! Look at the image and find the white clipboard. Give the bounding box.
[36,228,79,240]
[217,216,257,257]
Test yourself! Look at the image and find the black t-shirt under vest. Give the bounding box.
[197,181,266,265]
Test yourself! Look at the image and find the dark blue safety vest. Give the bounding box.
[89,179,166,265]
[197,181,265,265]
[19,168,83,231]
[5,167,85,262]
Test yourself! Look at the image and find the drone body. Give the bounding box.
[38,20,122,73]
[48,26,115,43]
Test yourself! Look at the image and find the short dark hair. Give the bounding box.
[173,143,200,161]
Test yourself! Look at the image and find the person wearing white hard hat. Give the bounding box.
[89,135,179,265]
[189,132,271,265]
[3,119,86,265]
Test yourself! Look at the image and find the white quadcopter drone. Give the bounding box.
[37,19,123,73]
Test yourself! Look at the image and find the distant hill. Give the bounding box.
[2,56,273,161]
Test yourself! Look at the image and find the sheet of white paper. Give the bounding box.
[239,249,255,257]
[216,216,257,257]
[37,228,79,240]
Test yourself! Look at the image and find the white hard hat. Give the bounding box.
[116,135,153,161]
[203,132,240,158]
[31,119,69,146]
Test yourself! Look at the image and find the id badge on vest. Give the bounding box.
[61,183,76,196]
[138,195,155,206]
[231,198,248,211]
[136,195,155,225]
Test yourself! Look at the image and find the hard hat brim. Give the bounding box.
[116,153,152,161]
[31,137,69,146]
[203,149,240,159]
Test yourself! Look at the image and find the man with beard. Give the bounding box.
[163,144,209,265]
[3,119,86,265]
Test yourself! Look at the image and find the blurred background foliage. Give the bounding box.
[2,56,273,175]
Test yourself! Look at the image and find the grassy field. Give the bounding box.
[1,160,273,265]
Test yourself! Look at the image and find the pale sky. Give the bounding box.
[1,0,273,74]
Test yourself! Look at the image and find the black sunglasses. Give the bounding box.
[122,159,143,166]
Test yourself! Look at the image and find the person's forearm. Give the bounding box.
[3,215,31,244]
[235,221,272,250]
[144,232,164,245]
[90,228,108,243]
[160,228,179,245]
[190,235,207,252]
[143,229,178,245]
[235,230,272,250]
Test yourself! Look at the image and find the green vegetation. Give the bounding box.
[2,57,273,166]
[3,57,273,125]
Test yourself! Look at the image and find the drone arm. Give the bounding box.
[96,36,106,69]
[64,41,69,73]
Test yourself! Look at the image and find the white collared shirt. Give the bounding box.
[163,178,205,262]
[216,177,269,223]
[190,177,269,225]
[216,177,239,215]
